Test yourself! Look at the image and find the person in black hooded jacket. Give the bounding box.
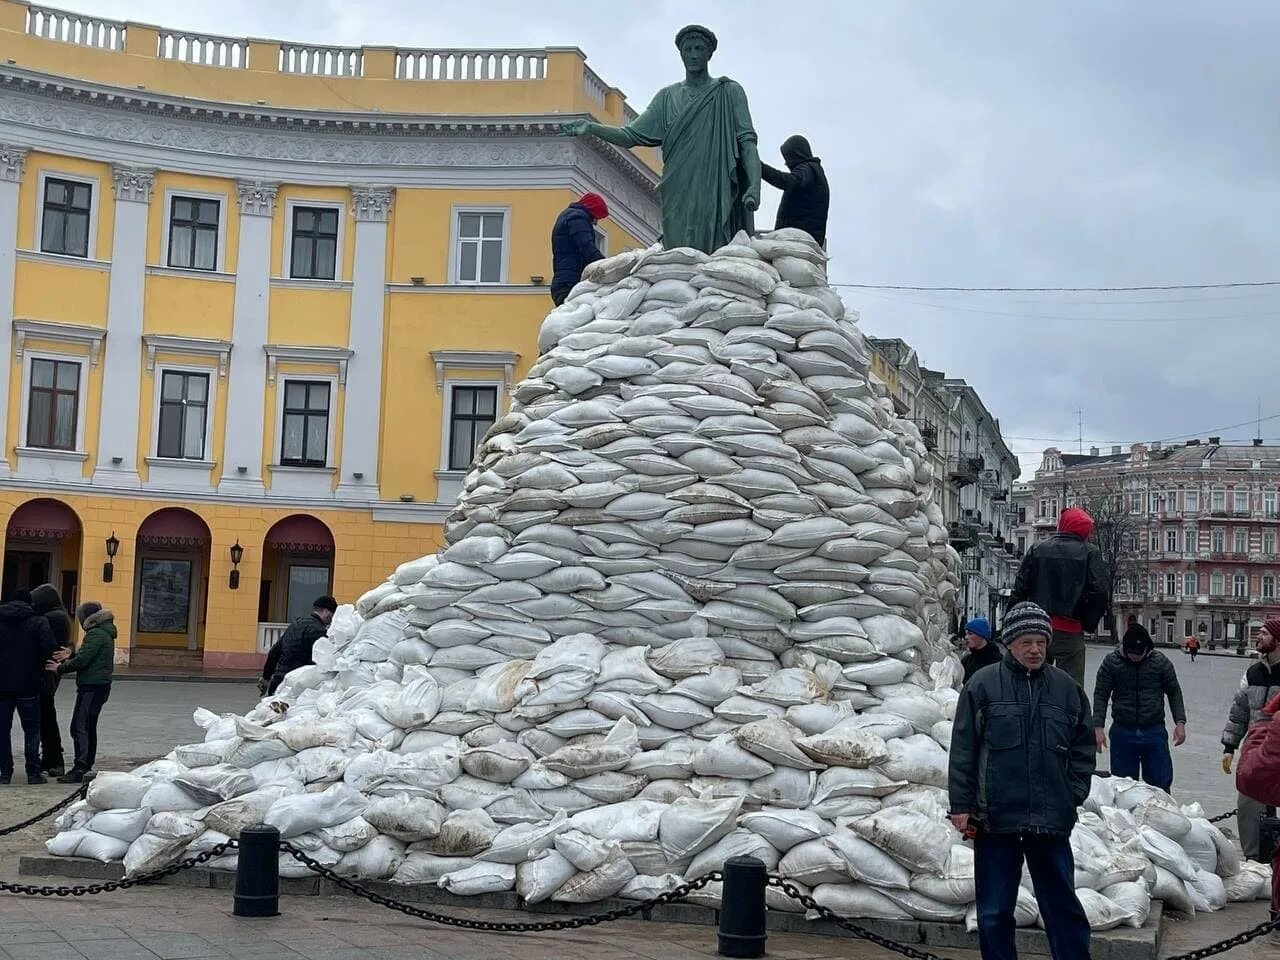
[30,583,70,776]
[760,135,829,247]
[0,588,54,784]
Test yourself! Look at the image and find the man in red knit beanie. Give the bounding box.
[549,193,608,306]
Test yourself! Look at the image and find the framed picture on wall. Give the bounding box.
[137,559,192,633]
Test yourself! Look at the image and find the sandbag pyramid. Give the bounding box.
[47,230,1269,926]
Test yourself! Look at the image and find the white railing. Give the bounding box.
[396,48,548,81]
[25,4,124,50]
[279,44,363,77]
[257,622,288,655]
[582,65,607,105]
[157,31,247,69]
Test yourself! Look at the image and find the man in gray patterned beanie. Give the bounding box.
[949,600,1096,958]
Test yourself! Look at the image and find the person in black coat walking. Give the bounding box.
[0,588,55,784]
[30,583,70,776]
[760,135,830,247]
[960,617,1003,684]
[549,193,608,306]
[261,595,338,695]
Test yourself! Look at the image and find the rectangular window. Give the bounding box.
[1212,489,1226,511]
[1184,572,1197,597]
[1211,572,1224,596]
[1234,528,1248,554]
[286,564,331,623]
[1266,491,1277,518]
[1235,489,1250,514]
[280,380,330,467]
[1264,576,1276,601]
[1233,573,1248,599]
[1185,489,1199,513]
[1212,529,1226,553]
[1165,572,1177,596]
[449,386,498,471]
[1185,528,1197,552]
[137,558,192,633]
[1166,529,1178,552]
[289,206,339,280]
[1184,618,1193,637]
[1265,530,1277,556]
[1149,492,1160,514]
[26,358,80,451]
[1149,531,1160,552]
[167,196,220,271]
[1129,493,1142,514]
[40,177,92,258]
[455,211,505,283]
[156,371,209,460]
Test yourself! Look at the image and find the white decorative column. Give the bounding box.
[217,181,277,497]
[336,186,392,500]
[92,165,155,487]
[0,144,29,478]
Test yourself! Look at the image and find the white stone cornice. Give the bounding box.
[13,319,107,366]
[110,165,155,203]
[237,180,278,217]
[430,349,520,391]
[351,186,393,222]
[0,143,28,183]
[142,334,233,378]
[263,344,354,385]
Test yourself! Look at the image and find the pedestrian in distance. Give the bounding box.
[760,134,830,247]
[1221,616,1280,860]
[1010,506,1109,687]
[30,583,70,777]
[261,595,338,695]
[1186,634,1200,662]
[949,601,1096,960]
[1092,622,1187,793]
[549,193,608,306]
[1234,688,1280,932]
[49,602,115,783]
[961,616,1002,685]
[0,588,55,785]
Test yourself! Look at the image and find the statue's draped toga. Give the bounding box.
[615,78,758,253]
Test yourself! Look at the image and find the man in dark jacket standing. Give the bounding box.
[549,193,608,306]
[50,602,115,783]
[0,588,55,784]
[949,601,1096,960]
[760,135,829,247]
[262,595,337,695]
[1011,506,1108,687]
[30,583,70,777]
[1222,616,1280,860]
[1093,623,1187,792]
[961,617,1002,684]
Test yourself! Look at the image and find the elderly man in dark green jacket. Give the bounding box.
[48,602,115,783]
[949,601,1096,960]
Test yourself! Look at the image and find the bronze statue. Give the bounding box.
[561,25,760,254]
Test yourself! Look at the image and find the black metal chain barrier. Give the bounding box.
[1208,809,1238,824]
[281,840,720,933]
[1163,915,1280,960]
[0,783,88,838]
[0,840,237,897]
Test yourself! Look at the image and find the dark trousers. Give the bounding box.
[0,696,43,778]
[1048,630,1086,687]
[1109,723,1173,792]
[975,830,1091,960]
[69,686,110,773]
[39,688,63,769]
[550,288,569,307]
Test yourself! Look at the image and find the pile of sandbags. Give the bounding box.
[45,233,1268,929]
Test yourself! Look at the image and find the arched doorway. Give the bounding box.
[133,508,211,653]
[3,499,82,607]
[260,515,335,631]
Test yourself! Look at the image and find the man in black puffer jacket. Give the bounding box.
[761,135,829,247]
[261,595,337,695]
[0,589,55,784]
[1093,623,1187,792]
[950,601,1095,959]
[549,193,607,306]
[30,584,71,777]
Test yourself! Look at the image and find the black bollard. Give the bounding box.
[717,855,767,958]
[234,824,280,918]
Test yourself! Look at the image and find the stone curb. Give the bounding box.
[19,855,1161,960]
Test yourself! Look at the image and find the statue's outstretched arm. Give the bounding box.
[560,119,643,148]
[740,139,761,212]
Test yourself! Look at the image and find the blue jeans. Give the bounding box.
[975,830,1091,960]
[0,696,43,779]
[1109,723,1173,793]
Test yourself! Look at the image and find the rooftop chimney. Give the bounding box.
[1209,436,1221,444]
[1089,446,1099,457]
[1253,438,1264,447]
[1111,445,1121,455]
[1187,439,1201,446]
[1151,441,1162,452]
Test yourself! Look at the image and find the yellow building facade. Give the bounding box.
[0,1,660,669]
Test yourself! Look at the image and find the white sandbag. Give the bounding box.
[336,836,406,880]
[1188,869,1227,911]
[86,808,151,844]
[733,719,821,770]
[439,861,516,895]
[877,734,949,788]
[659,796,742,861]
[739,808,829,852]
[517,849,579,904]
[1101,881,1152,928]
[850,807,952,873]
[392,853,477,884]
[1151,865,1197,914]
[263,785,369,840]
[1208,821,1243,877]
[825,830,912,890]
[1223,865,1267,903]
[418,809,500,857]
[778,838,849,886]
[552,846,636,902]
[1138,826,1198,881]
[482,811,569,864]
[809,882,911,920]
[86,773,150,811]
[204,787,291,837]
[1076,888,1135,930]
[686,830,780,878]
[1178,818,1218,873]
[320,817,379,853]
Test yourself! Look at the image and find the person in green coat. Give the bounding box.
[47,602,115,783]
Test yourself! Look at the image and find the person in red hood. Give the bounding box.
[1235,689,1280,928]
[1011,506,1109,686]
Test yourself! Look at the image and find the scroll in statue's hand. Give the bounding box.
[560,120,590,137]
[743,188,760,212]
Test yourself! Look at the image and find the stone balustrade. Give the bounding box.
[157,30,247,69]
[395,48,548,81]
[25,3,123,50]
[278,43,364,78]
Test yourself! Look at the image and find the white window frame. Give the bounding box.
[18,350,90,456]
[1234,488,1250,514]
[1211,528,1226,553]
[448,205,510,285]
[1165,572,1178,597]
[281,199,345,282]
[436,376,506,503]
[1266,490,1278,518]
[273,374,339,470]
[1185,489,1200,512]
[1265,530,1277,556]
[34,169,100,260]
[1234,528,1248,555]
[1212,488,1226,511]
[1211,571,1224,596]
[1184,571,1197,597]
[1264,575,1276,601]
[149,363,216,463]
[1166,528,1178,553]
[1233,573,1248,599]
[160,188,229,274]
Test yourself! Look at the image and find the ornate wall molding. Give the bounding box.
[351,186,393,222]
[0,143,28,183]
[237,180,279,217]
[110,164,156,203]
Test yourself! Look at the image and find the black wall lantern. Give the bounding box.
[229,540,244,590]
[103,532,119,584]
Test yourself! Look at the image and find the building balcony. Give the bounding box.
[948,522,974,550]
[948,455,984,487]
[1033,515,1056,529]
[908,419,938,451]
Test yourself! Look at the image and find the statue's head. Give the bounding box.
[675,24,717,71]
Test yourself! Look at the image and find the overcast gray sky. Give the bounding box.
[72,0,1280,475]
